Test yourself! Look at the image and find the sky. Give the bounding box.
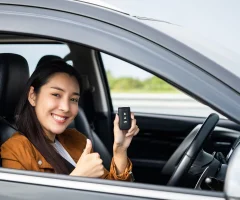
[99,0,240,79]
[103,0,240,53]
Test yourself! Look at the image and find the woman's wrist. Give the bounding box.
[113,143,127,154]
[113,144,128,175]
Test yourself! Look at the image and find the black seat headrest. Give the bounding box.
[0,53,29,119]
[36,55,62,69]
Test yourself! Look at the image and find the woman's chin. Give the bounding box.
[50,127,67,135]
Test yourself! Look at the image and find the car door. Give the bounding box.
[0,1,233,199]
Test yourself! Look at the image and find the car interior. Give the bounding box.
[1,33,240,191]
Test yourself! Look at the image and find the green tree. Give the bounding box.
[143,76,177,92]
[112,77,143,91]
[106,70,178,93]
[106,70,116,90]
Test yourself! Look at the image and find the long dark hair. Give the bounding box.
[15,60,82,174]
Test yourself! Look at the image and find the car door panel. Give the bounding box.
[0,169,225,200]
[0,181,149,200]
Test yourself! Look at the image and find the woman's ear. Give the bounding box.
[28,86,37,107]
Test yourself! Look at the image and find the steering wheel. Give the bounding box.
[161,113,219,186]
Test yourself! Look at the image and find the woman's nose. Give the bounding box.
[59,99,70,112]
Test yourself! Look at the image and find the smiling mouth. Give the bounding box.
[51,114,68,123]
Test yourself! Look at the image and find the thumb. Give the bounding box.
[82,139,92,155]
[114,114,119,125]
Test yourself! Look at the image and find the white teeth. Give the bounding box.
[52,114,66,122]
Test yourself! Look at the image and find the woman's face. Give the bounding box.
[28,72,80,141]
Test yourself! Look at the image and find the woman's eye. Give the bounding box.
[52,94,60,97]
[70,98,79,103]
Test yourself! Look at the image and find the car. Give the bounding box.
[0,0,240,199]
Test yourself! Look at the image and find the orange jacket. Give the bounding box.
[1,128,133,181]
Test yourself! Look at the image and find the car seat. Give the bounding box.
[0,53,29,147]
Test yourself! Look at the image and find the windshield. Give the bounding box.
[140,20,240,78]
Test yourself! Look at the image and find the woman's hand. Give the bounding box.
[113,112,139,152]
[112,113,139,174]
[70,139,104,177]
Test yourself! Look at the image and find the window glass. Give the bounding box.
[101,53,224,118]
[0,44,70,74]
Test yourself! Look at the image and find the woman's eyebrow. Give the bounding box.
[73,92,80,96]
[50,86,80,96]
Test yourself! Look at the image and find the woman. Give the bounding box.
[1,60,139,181]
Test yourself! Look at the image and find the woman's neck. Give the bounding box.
[47,133,55,142]
[43,129,56,142]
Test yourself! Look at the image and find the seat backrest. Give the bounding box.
[0,53,29,145]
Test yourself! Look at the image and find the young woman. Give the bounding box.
[1,60,139,181]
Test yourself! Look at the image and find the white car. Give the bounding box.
[0,0,240,199]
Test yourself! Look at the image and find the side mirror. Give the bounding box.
[224,145,240,199]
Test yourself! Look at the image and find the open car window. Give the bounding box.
[101,52,225,118]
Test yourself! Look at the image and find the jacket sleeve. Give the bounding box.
[101,157,134,181]
[1,137,33,170]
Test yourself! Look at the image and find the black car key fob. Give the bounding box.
[118,107,131,130]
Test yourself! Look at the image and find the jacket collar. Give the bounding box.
[35,129,80,170]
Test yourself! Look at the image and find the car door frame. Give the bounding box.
[0,2,234,199]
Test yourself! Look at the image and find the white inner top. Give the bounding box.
[52,139,77,167]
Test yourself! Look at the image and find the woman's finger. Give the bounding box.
[126,126,139,137]
[114,114,119,125]
[131,112,135,120]
[113,114,121,131]
[128,119,137,133]
[134,128,140,136]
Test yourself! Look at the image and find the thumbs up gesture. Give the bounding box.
[70,139,104,177]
